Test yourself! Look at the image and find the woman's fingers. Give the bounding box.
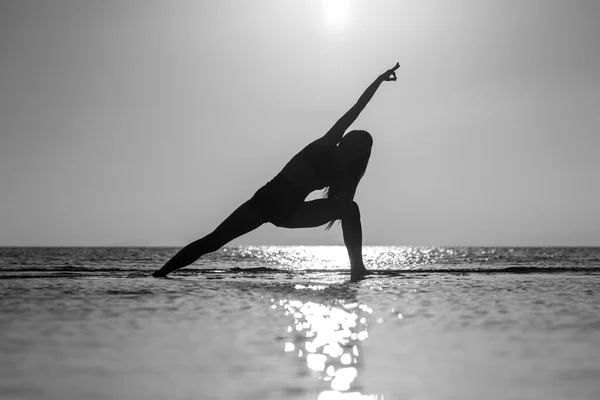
[384,70,397,81]
[381,62,399,81]
[380,63,399,81]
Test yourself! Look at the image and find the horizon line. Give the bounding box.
[1,244,599,249]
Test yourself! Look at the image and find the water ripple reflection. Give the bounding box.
[274,284,382,399]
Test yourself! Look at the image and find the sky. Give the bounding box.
[1,0,599,247]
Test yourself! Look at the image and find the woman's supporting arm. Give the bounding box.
[340,200,368,279]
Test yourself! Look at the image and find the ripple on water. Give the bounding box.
[1,271,600,399]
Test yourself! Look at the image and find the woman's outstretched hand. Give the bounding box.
[380,62,400,81]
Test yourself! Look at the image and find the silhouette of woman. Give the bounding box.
[153,63,400,279]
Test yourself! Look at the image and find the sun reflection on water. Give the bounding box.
[218,245,480,272]
[274,285,382,399]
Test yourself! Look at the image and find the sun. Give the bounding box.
[321,0,351,31]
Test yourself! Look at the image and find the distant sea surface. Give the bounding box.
[1,246,600,399]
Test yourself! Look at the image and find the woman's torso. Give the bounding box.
[248,139,340,224]
[275,139,340,197]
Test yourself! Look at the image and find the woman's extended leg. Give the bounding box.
[153,201,264,277]
[274,199,368,279]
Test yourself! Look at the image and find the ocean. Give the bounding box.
[1,246,599,400]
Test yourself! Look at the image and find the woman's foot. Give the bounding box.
[152,270,168,278]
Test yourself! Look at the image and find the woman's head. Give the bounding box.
[323,130,373,229]
[336,130,373,169]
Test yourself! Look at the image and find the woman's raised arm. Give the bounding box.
[321,62,400,144]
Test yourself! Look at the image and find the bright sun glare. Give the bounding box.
[322,0,351,31]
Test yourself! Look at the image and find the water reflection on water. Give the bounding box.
[274,282,382,399]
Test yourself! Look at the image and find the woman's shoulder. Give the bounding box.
[302,137,336,155]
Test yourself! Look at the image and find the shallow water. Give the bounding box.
[1,247,600,399]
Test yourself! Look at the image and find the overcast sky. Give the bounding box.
[1,0,599,246]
